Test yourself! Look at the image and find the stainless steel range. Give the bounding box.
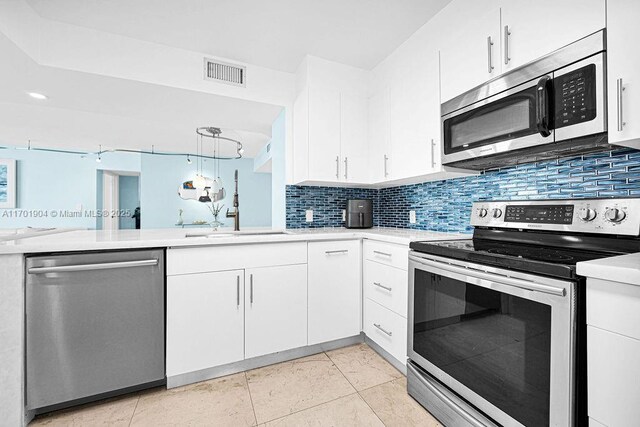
[407,198,640,427]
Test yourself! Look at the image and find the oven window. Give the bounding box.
[412,270,551,427]
[443,85,538,154]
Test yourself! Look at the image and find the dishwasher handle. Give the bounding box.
[28,259,159,274]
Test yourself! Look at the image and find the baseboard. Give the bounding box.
[364,335,407,375]
[167,334,365,388]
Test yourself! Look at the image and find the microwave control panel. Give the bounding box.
[555,64,597,128]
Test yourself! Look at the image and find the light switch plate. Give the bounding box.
[305,209,313,222]
[342,209,346,221]
[409,210,417,224]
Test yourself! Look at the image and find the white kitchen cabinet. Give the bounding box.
[363,260,408,318]
[367,88,391,182]
[501,0,604,72]
[293,56,370,185]
[389,47,440,180]
[586,277,640,426]
[440,3,501,103]
[307,240,362,345]
[606,0,640,149]
[244,264,308,358]
[308,85,342,182]
[167,270,244,376]
[364,298,408,365]
[340,91,369,182]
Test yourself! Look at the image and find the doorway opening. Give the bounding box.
[96,170,140,230]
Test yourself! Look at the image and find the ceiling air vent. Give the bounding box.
[204,58,246,87]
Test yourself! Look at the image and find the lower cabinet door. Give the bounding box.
[167,270,244,376]
[308,240,362,345]
[364,298,407,365]
[245,264,308,358]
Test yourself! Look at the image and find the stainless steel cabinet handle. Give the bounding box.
[430,139,436,168]
[236,275,240,307]
[373,323,393,336]
[487,36,494,73]
[373,282,392,292]
[335,156,340,179]
[250,273,254,304]
[373,250,392,257]
[617,78,626,131]
[325,249,348,255]
[28,259,158,274]
[344,157,348,180]
[383,154,389,178]
[503,25,511,65]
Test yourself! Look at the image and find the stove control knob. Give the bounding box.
[478,208,488,218]
[492,208,503,218]
[605,208,626,223]
[578,208,597,222]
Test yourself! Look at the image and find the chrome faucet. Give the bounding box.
[226,169,240,231]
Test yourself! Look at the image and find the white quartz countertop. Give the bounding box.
[0,227,470,255]
[577,252,640,286]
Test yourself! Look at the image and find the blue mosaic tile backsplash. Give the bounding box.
[286,148,640,232]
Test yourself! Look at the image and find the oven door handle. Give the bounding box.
[410,255,566,297]
[536,76,552,137]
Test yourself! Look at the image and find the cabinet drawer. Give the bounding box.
[364,298,407,365]
[363,260,408,318]
[167,242,307,276]
[587,278,640,340]
[364,240,409,270]
[588,326,640,427]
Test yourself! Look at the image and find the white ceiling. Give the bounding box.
[0,32,283,158]
[26,0,452,72]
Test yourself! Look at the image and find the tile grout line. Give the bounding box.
[357,391,388,427]
[127,394,141,427]
[323,348,390,427]
[244,372,259,426]
[259,392,362,425]
[253,350,364,425]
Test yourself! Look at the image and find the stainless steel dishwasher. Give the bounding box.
[26,249,165,413]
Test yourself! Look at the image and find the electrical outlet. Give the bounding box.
[305,209,314,222]
[342,209,346,221]
[409,210,417,224]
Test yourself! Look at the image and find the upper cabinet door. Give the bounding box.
[501,0,605,72]
[440,5,501,102]
[340,91,369,183]
[308,85,341,182]
[367,89,390,182]
[607,0,640,148]
[389,47,440,180]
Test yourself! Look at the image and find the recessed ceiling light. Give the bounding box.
[28,92,48,100]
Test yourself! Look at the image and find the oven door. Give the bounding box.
[408,251,575,427]
[441,75,554,166]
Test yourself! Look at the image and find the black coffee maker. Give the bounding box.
[346,199,373,229]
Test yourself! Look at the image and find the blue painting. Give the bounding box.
[0,164,7,203]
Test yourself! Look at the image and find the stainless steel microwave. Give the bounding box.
[441,30,607,170]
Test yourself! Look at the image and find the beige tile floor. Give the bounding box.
[30,343,442,427]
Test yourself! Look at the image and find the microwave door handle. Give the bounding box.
[536,76,552,137]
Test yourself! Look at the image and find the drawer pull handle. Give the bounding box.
[373,250,392,257]
[325,250,348,255]
[373,323,393,336]
[373,282,392,292]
